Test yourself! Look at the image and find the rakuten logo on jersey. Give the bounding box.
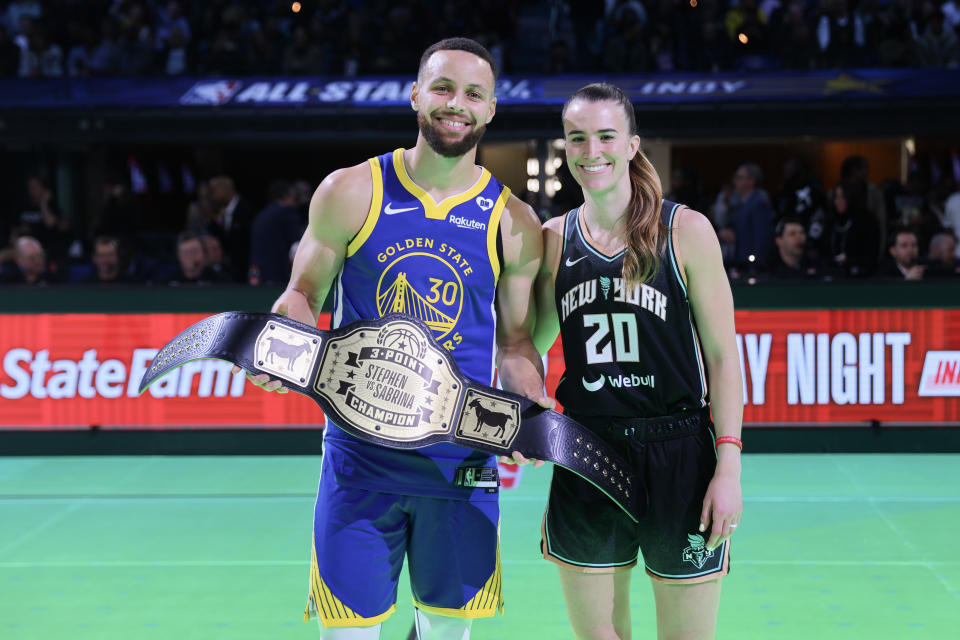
[918,351,960,397]
[1,348,245,400]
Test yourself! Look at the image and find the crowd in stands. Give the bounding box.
[2,152,959,287]
[0,175,310,286]
[666,154,960,280]
[1,0,959,79]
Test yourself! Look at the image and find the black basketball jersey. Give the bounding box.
[553,200,708,418]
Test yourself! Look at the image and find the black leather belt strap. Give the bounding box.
[138,311,643,522]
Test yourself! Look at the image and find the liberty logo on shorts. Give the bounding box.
[681,533,714,569]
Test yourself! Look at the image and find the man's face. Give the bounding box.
[733,167,755,196]
[890,232,918,267]
[931,236,957,266]
[201,235,223,266]
[27,178,47,204]
[178,239,205,279]
[15,240,45,279]
[776,222,806,259]
[412,50,496,158]
[93,241,119,280]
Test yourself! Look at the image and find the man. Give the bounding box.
[880,227,924,280]
[0,235,55,284]
[87,235,129,283]
[208,175,256,281]
[926,231,960,278]
[169,231,226,284]
[769,216,821,279]
[249,180,305,285]
[236,38,544,639]
[725,162,774,269]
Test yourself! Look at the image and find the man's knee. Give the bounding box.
[414,609,472,640]
[316,621,382,639]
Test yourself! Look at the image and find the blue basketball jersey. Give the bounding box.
[323,148,511,500]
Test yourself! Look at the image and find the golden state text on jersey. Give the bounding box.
[324,148,510,500]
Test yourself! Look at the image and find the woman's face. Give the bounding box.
[833,185,847,214]
[562,99,640,195]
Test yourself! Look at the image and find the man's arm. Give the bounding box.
[675,206,743,551]
[240,162,373,391]
[494,195,545,401]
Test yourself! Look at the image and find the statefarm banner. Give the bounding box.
[1,309,959,430]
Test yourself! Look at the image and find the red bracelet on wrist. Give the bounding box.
[715,436,743,451]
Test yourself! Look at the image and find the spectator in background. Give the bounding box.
[200,233,229,280]
[726,162,775,269]
[944,184,960,258]
[666,166,709,216]
[162,26,189,75]
[926,230,960,277]
[86,235,135,284]
[917,12,960,67]
[879,227,925,279]
[0,24,19,75]
[828,179,880,276]
[21,24,62,76]
[769,216,824,278]
[17,176,72,263]
[282,24,322,75]
[775,156,829,258]
[170,231,225,284]
[89,18,122,75]
[0,235,58,285]
[816,0,866,68]
[604,3,649,72]
[207,175,255,282]
[838,155,886,262]
[249,180,305,286]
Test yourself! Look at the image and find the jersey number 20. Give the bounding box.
[584,313,640,364]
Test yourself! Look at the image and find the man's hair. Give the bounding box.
[268,180,293,202]
[887,226,917,248]
[177,231,204,250]
[929,230,958,252]
[737,162,763,185]
[775,216,805,238]
[841,155,868,180]
[418,37,498,84]
[94,235,119,250]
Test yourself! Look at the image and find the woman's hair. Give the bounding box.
[562,83,664,283]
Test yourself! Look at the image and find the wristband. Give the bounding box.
[715,435,743,451]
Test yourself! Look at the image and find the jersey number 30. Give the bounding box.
[584,313,640,364]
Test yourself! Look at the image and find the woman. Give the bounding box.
[828,179,880,277]
[533,83,743,640]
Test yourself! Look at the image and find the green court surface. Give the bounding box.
[1,454,958,639]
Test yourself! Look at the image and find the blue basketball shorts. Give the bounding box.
[304,474,503,628]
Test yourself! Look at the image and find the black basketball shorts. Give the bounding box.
[541,409,730,583]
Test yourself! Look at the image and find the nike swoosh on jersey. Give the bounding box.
[565,255,588,267]
[384,202,419,215]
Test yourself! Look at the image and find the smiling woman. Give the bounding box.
[533,83,744,640]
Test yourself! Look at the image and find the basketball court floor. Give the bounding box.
[1,454,957,639]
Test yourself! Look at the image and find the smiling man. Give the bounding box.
[231,38,545,640]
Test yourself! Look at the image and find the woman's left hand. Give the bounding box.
[699,470,743,552]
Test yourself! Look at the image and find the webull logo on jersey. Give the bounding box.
[449,215,486,231]
[0,348,245,399]
[582,373,655,392]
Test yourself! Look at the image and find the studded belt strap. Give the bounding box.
[138,311,643,522]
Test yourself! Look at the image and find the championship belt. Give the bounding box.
[138,312,644,522]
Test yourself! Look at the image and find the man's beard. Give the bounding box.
[418,112,487,158]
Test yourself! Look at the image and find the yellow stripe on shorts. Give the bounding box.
[304,543,396,627]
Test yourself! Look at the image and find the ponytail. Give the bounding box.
[623,150,664,284]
